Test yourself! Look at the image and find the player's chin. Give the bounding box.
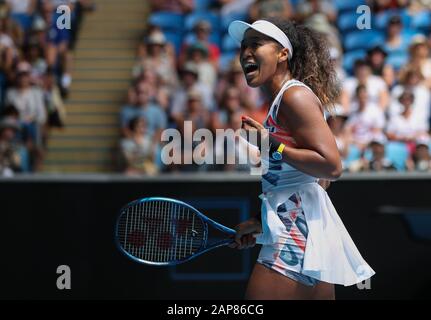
[245,77,262,88]
[245,74,266,88]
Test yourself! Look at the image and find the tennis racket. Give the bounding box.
[115,197,237,266]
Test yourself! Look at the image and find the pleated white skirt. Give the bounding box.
[255,182,376,286]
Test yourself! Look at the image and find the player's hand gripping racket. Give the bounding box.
[115,197,238,266]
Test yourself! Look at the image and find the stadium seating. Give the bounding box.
[148,11,184,31]
[344,30,385,51]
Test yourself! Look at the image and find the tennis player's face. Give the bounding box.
[240,29,281,87]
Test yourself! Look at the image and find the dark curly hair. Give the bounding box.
[265,17,341,109]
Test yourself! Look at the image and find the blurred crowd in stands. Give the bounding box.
[119,0,431,175]
[0,0,94,176]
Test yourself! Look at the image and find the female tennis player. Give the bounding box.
[227,18,375,300]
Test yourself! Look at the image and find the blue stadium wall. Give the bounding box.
[0,174,430,299]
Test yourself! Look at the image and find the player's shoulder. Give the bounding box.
[280,84,321,112]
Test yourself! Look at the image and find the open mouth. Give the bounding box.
[243,62,259,76]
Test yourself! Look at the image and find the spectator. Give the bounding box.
[180,20,220,70]
[186,42,217,93]
[0,117,22,176]
[42,69,66,129]
[5,61,46,138]
[345,85,386,150]
[386,90,429,145]
[383,15,409,55]
[249,0,293,21]
[5,0,36,15]
[341,60,389,113]
[366,45,395,88]
[390,66,430,126]
[133,30,178,89]
[404,35,431,89]
[295,0,337,24]
[120,82,167,146]
[0,4,24,49]
[407,137,431,171]
[173,89,210,173]
[25,40,48,85]
[119,117,158,176]
[366,138,397,172]
[211,87,243,131]
[175,89,210,132]
[171,62,214,124]
[330,47,346,83]
[0,6,20,75]
[217,0,255,18]
[327,105,350,161]
[304,13,342,53]
[43,0,77,96]
[5,0,36,32]
[149,0,194,14]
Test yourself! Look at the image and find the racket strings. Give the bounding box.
[117,200,205,263]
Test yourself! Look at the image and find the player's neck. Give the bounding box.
[262,69,292,102]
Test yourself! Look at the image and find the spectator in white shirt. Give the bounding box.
[390,66,430,129]
[345,84,386,150]
[341,59,389,113]
[5,62,46,127]
[387,90,429,144]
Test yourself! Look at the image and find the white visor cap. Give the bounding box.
[228,20,294,60]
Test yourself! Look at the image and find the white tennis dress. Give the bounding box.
[254,79,376,286]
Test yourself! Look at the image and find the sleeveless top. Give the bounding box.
[261,79,318,193]
[255,79,376,286]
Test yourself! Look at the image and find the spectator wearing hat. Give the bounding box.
[383,15,409,55]
[179,20,220,70]
[134,30,178,89]
[341,60,389,113]
[366,45,395,88]
[386,90,429,148]
[345,85,386,151]
[0,117,23,176]
[171,62,214,125]
[186,42,217,92]
[390,66,430,125]
[249,0,293,22]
